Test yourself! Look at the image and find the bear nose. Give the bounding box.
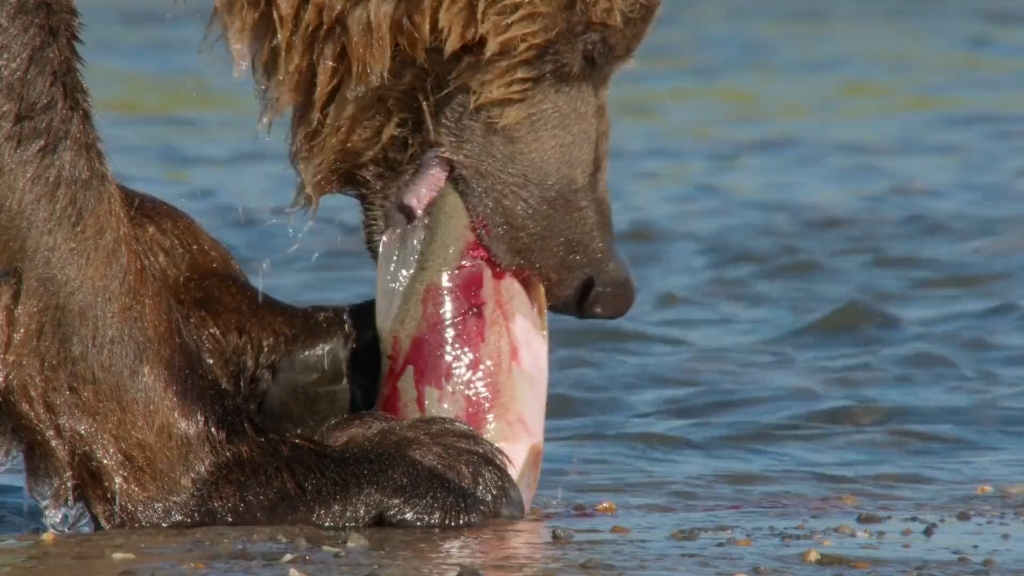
[574,255,636,319]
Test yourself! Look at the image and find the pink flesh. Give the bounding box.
[375,161,548,509]
[401,155,450,219]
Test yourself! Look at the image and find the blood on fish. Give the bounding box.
[377,239,516,434]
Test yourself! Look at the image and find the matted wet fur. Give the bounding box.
[212,0,660,317]
[0,0,659,530]
[0,0,519,530]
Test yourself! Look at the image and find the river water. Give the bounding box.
[2,1,1024,574]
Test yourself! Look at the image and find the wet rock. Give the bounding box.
[900,528,913,536]
[923,524,936,538]
[594,500,617,514]
[801,549,820,564]
[292,537,309,552]
[833,524,856,536]
[279,553,295,564]
[456,565,484,576]
[1002,533,1011,540]
[956,510,972,522]
[609,525,631,534]
[855,512,887,524]
[110,552,136,561]
[670,528,700,542]
[345,532,370,549]
[958,556,972,563]
[982,557,996,567]
[321,545,342,553]
[287,569,307,576]
[551,528,575,543]
[735,538,753,547]
[38,532,55,542]
[572,503,587,512]
[876,530,886,539]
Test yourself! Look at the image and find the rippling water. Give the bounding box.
[3,1,1024,574]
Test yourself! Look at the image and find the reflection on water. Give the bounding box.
[3,0,1024,573]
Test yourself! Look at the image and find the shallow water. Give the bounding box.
[3,0,1024,574]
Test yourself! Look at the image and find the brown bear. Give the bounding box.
[0,0,659,530]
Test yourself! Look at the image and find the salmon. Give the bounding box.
[375,178,548,509]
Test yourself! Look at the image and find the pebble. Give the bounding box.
[551,528,575,543]
[735,538,753,547]
[855,512,886,524]
[900,528,913,536]
[833,524,856,536]
[977,485,994,495]
[957,555,972,563]
[609,525,631,534]
[956,510,972,522]
[594,500,617,514]
[345,533,370,548]
[982,557,996,567]
[802,549,820,564]
[923,524,937,538]
[670,528,700,542]
[456,565,484,576]
[110,552,136,561]
[38,532,55,542]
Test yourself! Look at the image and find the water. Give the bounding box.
[3,0,1024,574]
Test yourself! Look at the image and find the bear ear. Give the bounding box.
[576,0,661,75]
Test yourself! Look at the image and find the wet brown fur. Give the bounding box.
[210,0,659,258]
[0,0,658,529]
[0,0,521,529]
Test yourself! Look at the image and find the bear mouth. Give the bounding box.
[373,153,550,509]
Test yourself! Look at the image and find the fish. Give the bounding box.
[374,177,549,510]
